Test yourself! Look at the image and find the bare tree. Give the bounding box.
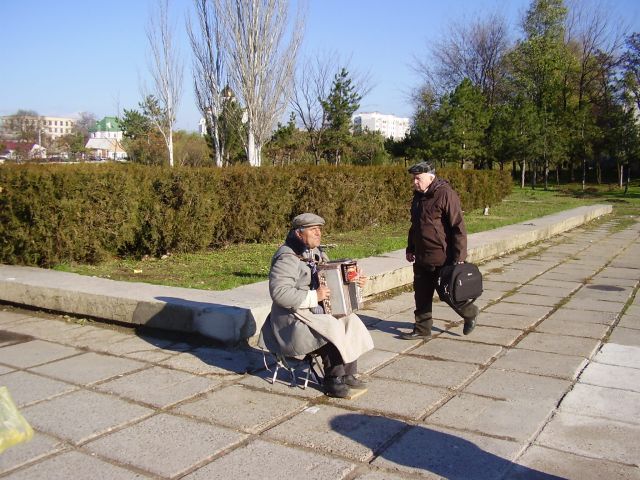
[145,0,184,167]
[415,12,511,106]
[219,0,305,166]
[187,0,226,167]
[291,51,372,165]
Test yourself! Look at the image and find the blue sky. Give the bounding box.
[1,0,639,131]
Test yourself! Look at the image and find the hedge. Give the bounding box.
[0,163,512,266]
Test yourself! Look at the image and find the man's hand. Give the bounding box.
[406,252,415,263]
[317,285,331,302]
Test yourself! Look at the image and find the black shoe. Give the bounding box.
[463,316,476,335]
[400,329,431,340]
[343,374,367,389]
[323,376,351,398]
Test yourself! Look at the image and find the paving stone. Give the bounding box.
[491,348,587,380]
[481,280,517,292]
[183,439,356,479]
[0,371,78,407]
[594,343,640,369]
[501,293,564,307]
[29,352,146,386]
[356,348,399,375]
[517,283,579,297]
[85,413,246,478]
[528,278,583,290]
[562,297,625,314]
[535,317,609,339]
[0,309,33,325]
[482,302,551,320]
[0,432,66,475]
[547,307,618,325]
[159,346,260,376]
[438,325,523,347]
[264,405,406,462]
[92,335,177,362]
[22,390,153,444]
[411,338,503,365]
[515,332,601,358]
[595,266,640,280]
[464,369,571,406]
[366,294,415,315]
[590,275,639,288]
[1,450,150,480]
[574,285,634,303]
[431,304,466,322]
[372,423,522,479]
[0,330,33,348]
[618,314,640,331]
[0,340,81,368]
[477,312,538,330]
[96,366,220,408]
[536,411,640,465]
[609,327,640,347]
[356,310,391,326]
[7,319,85,343]
[559,383,640,424]
[326,377,449,420]
[0,364,14,375]
[239,368,325,399]
[427,393,552,441]
[174,385,307,433]
[374,356,478,389]
[579,362,640,393]
[367,328,424,353]
[508,445,640,480]
[61,325,132,349]
[352,469,411,480]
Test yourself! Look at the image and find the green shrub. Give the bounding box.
[0,163,511,266]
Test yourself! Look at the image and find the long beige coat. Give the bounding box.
[258,243,373,364]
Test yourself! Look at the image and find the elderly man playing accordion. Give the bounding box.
[258,213,373,398]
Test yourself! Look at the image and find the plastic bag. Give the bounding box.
[0,386,34,454]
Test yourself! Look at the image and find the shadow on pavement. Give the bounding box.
[330,413,565,480]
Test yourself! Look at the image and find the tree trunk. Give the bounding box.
[619,162,623,188]
[168,130,174,167]
[581,158,586,192]
[247,129,260,166]
[521,160,526,188]
[624,162,630,195]
[596,159,601,185]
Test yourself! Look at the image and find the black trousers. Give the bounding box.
[413,264,478,319]
[313,342,356,378]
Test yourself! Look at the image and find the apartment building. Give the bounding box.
[0,114,76,141]
[352,112,410,140]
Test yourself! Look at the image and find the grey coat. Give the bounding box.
[258,243,373,363]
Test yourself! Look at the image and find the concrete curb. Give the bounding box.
[0,204,612,344]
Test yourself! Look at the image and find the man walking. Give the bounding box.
[401,161,478,339]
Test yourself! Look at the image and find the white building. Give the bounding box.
[352,112,410,140]
[85,116,126,160]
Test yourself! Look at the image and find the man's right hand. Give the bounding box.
[317,285,331,302]
[406,252,415,263]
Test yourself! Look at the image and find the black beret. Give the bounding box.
[408,161,436,175]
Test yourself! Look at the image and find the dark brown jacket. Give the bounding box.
[407,176,467,267]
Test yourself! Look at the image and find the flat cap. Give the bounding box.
[292,213,325,229]
[408,160,436,175]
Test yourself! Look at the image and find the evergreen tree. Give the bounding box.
[321,68,362,164]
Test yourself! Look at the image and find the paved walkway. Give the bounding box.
[1,216,639,479]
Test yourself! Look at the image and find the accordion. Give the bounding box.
[317,260,363,317]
